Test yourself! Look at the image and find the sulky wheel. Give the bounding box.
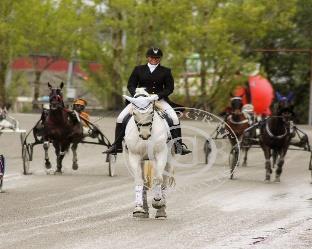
[204,140,212,164]
[0,177,3,193]
[229,146,239,179]
[22,144,31,175]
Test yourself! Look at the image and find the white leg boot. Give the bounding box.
[133,185,146,217]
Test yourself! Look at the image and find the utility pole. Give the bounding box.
[254,48,312,125]
[66,60,76,102]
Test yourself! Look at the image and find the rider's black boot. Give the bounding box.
[103,123,125,155]
[171,125,192,155]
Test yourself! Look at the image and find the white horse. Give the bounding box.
[123,88,174,218]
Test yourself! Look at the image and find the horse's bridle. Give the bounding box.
[133,103,155,139]
[49,89,64,110]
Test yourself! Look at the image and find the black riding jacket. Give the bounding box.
[127,64,174,100]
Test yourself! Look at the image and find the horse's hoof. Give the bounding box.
[45,162,51,169]
[54,169,62,175]
[274,176,280,183]
[133,206,148,218]
[152,198,165,209]
[46,169,54,175]
[72,163,78,170]
[133,212,149,218]
[155,206,167,219]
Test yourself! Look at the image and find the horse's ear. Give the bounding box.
[287,92,294,102]
[60,82,64,89]
[275,91,282,101]
[48,82,52,89]
[123,95,134,103]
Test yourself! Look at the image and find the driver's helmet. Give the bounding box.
[73,98,87,112]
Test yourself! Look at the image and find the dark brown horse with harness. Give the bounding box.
[259,93,293,182]
[225,96,253,169]
[42,83,83,173]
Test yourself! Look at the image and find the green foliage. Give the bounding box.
[0,0,310,122]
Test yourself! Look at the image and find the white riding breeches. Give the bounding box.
[117,99,179,125]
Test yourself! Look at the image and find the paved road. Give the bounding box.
[0,114,312,249]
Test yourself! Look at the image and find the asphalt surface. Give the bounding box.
[0,113,312,249]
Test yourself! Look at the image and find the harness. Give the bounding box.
[265,118,288,139]
[129,104,172,140]
[133,104,155,135]
[228,115,249,125]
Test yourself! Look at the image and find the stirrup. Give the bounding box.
[175,142,191,155]
[103,144,122,155]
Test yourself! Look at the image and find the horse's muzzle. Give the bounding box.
[139,134,151,140]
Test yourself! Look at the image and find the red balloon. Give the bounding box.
[248,75,274,115]
[233,75,274,115]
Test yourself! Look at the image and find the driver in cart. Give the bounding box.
[72,98,97,138]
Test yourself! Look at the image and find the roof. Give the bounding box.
[11,56,101,80]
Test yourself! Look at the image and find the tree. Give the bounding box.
[13,0,90,109]
[0,0,23,107]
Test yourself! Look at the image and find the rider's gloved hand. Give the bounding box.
[150,94,159,101]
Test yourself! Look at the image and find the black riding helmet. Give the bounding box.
[146,47,163,58]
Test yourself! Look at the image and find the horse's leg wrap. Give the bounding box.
[153,184,162,201]
[152,184,166,209]
[135,185,143,207]
[142,186,149,213]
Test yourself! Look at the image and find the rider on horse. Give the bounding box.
[104,47,191,155]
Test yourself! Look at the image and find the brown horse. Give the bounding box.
[42,82,83,173]
[226,96,252,168]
